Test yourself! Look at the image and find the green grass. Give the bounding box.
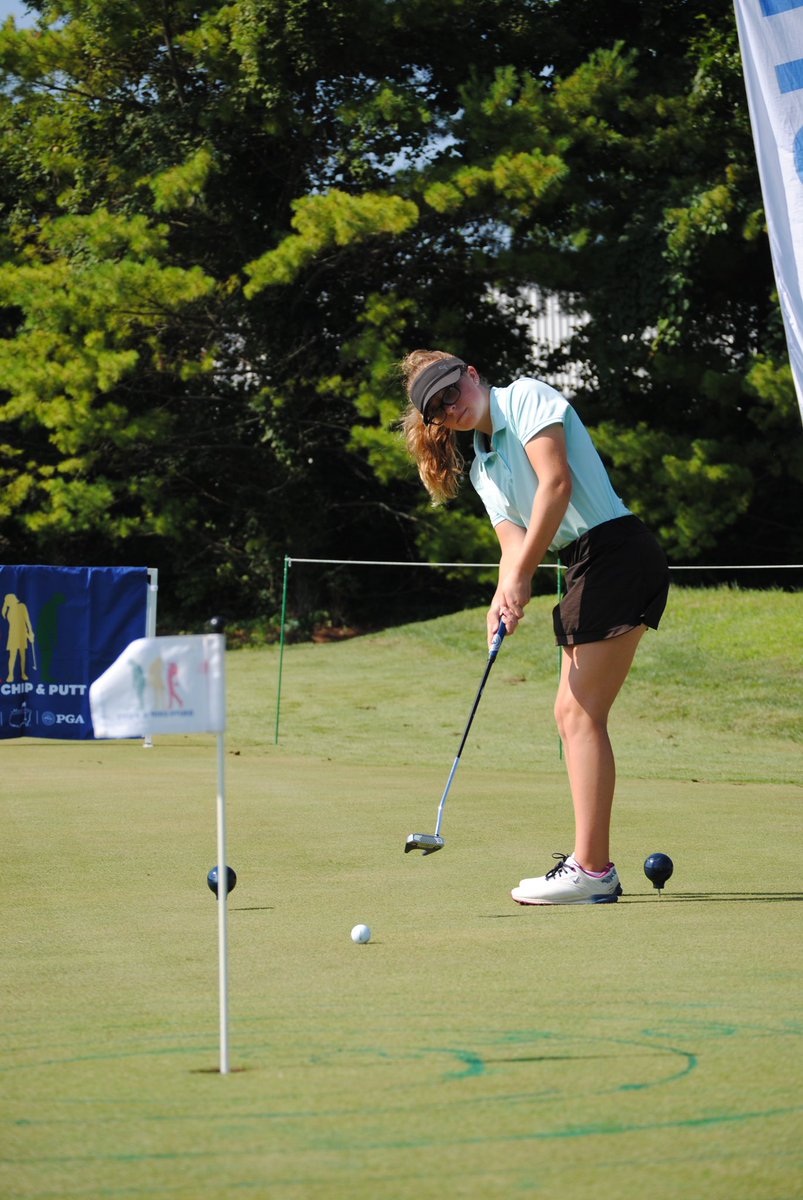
[1,588,801,1200]
[267,586,802,781]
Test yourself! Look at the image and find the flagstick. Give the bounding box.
[89,624,232,1073]
[216,729,230,1075]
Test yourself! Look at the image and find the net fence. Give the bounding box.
[274,557,802,744]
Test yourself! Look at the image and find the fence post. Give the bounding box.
[274,556,290,745]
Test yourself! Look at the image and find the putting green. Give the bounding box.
[2,593,801,1199]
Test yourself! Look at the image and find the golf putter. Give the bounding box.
[405,619,507,855]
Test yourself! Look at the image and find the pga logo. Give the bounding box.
[41,711,84,726]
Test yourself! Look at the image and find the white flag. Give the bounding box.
[735,0,803,422]
[89,634,225,737]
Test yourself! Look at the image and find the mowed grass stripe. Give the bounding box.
[1,588,800,1199]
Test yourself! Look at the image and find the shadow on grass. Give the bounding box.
[481,893,803,913]
[625,892,803,903]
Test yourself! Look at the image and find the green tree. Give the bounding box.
[0,1,799,631]
[249,4,801,567]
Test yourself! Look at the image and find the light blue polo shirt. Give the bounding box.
[469,377,630,551]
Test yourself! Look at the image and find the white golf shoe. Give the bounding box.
[511,852,623,905]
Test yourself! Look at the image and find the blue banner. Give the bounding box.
[0,565,149,739]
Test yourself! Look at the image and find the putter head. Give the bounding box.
[404,833,445,856]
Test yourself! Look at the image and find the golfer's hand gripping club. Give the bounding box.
[404,621,506,855]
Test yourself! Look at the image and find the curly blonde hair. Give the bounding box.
[399,349,465,504]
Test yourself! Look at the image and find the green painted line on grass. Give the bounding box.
[0,1030,696,1097]
[485,1027,699,1093]
[2,1105,800,1167]
[368,1103,803,1151]
[424,1047,486,1079]
[0,1045,217,1072]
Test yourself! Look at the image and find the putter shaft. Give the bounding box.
[404,621,506,855]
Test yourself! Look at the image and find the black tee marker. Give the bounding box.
[644,853,674,896]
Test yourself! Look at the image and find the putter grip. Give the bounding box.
[489,618,507,660]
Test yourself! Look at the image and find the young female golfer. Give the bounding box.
[401,351,669,904]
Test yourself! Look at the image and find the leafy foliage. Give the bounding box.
[0,1,800,627]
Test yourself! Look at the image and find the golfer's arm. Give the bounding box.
[495,521,526,580]
[513,426,573,578]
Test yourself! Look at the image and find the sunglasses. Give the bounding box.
[424,367,467,426]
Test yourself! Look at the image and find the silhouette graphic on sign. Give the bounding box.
[148,657,166,709]
[2,593,35,682]
[129,660,146,709]
[36,591,65,682]
[166,661,183,708]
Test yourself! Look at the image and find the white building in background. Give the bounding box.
[493,286,588,396]
[527,289,587,396]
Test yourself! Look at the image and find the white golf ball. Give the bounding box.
[351,923,371,944]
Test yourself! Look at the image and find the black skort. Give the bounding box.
[552,515,669,647]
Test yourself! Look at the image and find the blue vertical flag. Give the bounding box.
[0,565,149,739]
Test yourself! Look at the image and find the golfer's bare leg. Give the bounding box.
[554,626,646,872]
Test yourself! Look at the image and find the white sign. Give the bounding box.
[735,0,803,420]
[89,634,225,737]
